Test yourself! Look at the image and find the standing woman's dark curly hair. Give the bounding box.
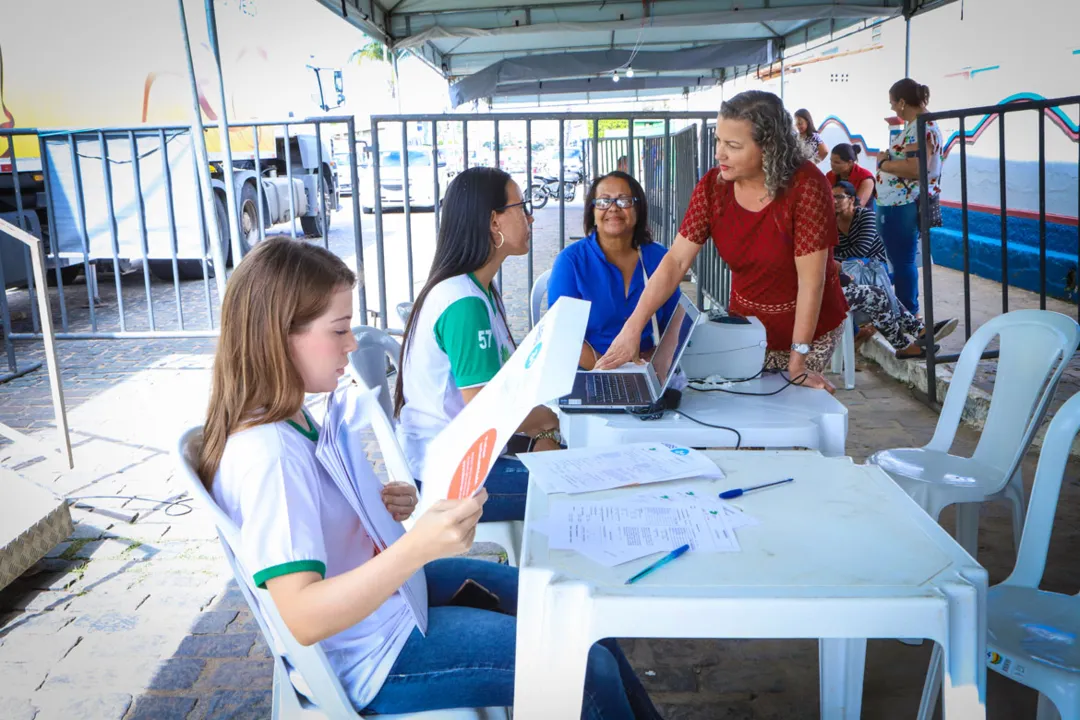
[721,91,811,198]
[582,171,652,249]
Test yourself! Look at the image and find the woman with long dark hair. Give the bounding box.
[794,108,829,162]
[394,166,561,523]
[547,171,681,369]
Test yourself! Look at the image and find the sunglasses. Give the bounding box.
[593,196,636,210]
[497,200,533,216]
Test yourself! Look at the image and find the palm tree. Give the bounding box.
[349,41,395,99]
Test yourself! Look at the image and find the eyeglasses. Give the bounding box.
[497,200,533,216]
[593,196,636,210]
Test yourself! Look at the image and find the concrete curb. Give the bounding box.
[855,334,1079,456]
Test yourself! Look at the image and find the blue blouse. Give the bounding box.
[547,231,681,355]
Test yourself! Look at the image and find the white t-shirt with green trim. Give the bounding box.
[397,272,514,479]
[212,412,415,709]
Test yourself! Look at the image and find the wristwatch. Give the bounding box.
[531,429,563,449]
[790,342,812,356]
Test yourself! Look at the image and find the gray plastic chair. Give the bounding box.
[349,326,523,566]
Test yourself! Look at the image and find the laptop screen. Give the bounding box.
[651,297,698,391]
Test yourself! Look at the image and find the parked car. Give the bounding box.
[360,147,450,213]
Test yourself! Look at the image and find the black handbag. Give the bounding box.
[928,193,943,228]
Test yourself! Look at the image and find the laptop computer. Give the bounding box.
[559,295,700,413]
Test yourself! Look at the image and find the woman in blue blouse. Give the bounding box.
[548,171,680,369]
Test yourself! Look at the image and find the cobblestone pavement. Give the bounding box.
[3,203,1078,719]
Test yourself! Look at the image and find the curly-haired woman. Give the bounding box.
[597,91,849,393]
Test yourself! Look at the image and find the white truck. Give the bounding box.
[0,0,341,283]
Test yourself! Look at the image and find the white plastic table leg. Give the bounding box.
[513,570,593,720]
[940,573,988,720]
[818,638,866,720]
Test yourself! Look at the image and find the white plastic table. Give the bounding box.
[513,451,987,720]
[558,374,848,456]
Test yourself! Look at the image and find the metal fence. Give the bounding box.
[366,111,731,331]
[0,115,357,341]
[2,111,736,361]
[917,94,1080,405]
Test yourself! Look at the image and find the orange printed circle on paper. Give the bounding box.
[447,428,498,499]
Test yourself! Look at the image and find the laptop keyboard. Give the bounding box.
[586,374,648,405]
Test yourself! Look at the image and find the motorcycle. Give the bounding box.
[528,168,583,209]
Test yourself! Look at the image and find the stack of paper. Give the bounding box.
[518,442,723,495]
[316,385,428,634]
[623,484,761,533]
[544,498,741,567]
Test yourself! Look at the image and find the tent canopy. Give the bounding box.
[319,0,954,106]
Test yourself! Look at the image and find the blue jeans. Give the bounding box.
[361,558,661,719]
[877,202,920,315]
[417,456,529,522]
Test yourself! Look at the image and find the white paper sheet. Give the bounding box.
[416,297,590,516]
[623,484,761,531]
[317,385,428,633]
[545,499,740,567]
[517,442,723,495]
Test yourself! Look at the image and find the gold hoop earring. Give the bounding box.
[494,231,505,249]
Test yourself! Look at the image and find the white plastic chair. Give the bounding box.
[529,270,551,328]
[176,428,507,720]
[829,312,856,390]
[868,309,1080,559]
[349,326,523,567]
[916,390,1080,720]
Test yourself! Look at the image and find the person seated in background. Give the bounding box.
[827,144,876,210]
[547,171,680,369]
[794,108,829,162]
[616,155,629,174]
[832,182,957,358]
[832,181,886,261]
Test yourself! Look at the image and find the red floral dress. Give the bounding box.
[679,162,849,351]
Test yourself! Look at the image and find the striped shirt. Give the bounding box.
[835,206,886,262]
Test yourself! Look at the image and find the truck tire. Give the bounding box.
[238,181,262,256]
[148,192,230,282]
[301,180,333,238]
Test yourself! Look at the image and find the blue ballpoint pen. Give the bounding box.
[718,477,794,500]
[624,544,691,585]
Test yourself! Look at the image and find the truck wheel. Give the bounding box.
[238,182,262,255]
[149,192,230,281]
[301,184,333,237]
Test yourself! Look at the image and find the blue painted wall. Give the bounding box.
[930,206,1079,300]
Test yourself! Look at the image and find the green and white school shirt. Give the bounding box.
[397,272,514,479]
[212,413,415,708]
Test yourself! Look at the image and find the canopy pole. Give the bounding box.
[779,52,785,101]
[176,0,228,301]
[392,50,403,114]
[204,0,244,268]
[905,17,912,76]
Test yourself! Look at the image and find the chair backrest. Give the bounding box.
[396,301,413,327]
[176,427,358,718]
[530,270,551,327]
[1003,390,1080,589]
[929,310,1080,482]
[348,327,418,490]
[350,326,403,423]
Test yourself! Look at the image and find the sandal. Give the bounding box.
[917,318,958,347]
[897,343,940,360]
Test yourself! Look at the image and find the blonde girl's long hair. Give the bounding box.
[197,236,356,487]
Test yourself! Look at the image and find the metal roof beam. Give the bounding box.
[314,0,392,45]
